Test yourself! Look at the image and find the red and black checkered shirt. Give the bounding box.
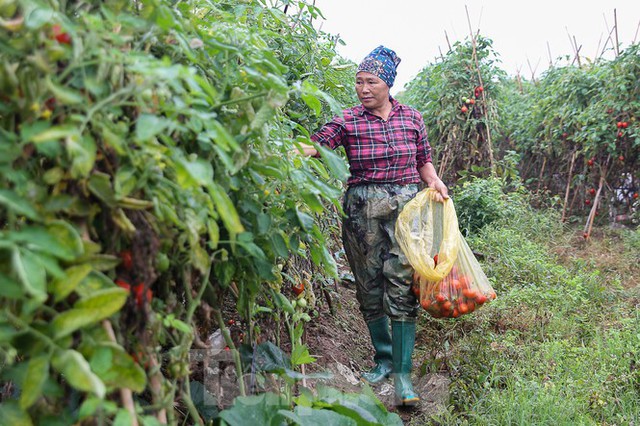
[311,99,432,186]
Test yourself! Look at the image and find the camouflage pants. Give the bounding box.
[342,183,420,323]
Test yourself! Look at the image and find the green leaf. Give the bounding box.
[50,264,92,302]
[190,240,210,275]
[218,393,288,426]
[28,125,79,144]
[12,248,47,302]
[316,145,349,183]
[46,221,84,258]
[0,189,40,220]
[0,400,34,426]
[78,397,118,421]
[75,270,116,298]
[302,192,325,214]
[46,76,85,105]
[208,182,244,235]
[256,213,271,235]
[296,208,315,231]
[6,226,76,261]
[270,233,289,258]
[0,322,18,343]
[301,92,322,116]
[85,254,121,271]
[189,381,219,422]
[274,292,295,314]
[209,119,240,151]
[68,134,97,178]
[113,410,135,426]
[90,346,146,393]
[51,349,105,398]
[315,385,403,426]
[279,407,357,426]
[291,344,316,366]
[23,3,54,28]
[0,272,24,299]
[52,288,128,339]
[321,245,338,277]
[135,114,169,141]
[88,172,117,206]
[177,157,214,186]
[20,355,50,409]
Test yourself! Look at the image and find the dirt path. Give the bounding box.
[304,278,450,421]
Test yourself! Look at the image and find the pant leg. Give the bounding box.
[381,185,420,322]
[342,185,388,323]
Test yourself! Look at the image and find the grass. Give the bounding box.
[411,183,640,426]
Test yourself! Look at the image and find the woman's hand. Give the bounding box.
[290,143,318,157]
[419,163,449,202]
[428,178,449,202]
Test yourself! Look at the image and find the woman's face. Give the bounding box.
[355,72,390,111]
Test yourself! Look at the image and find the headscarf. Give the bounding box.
[356,45,401,88]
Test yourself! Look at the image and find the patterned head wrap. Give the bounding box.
[357,45,401,88]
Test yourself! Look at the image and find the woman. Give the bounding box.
[299,46,448,406]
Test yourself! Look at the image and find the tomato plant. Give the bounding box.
[0,0,356,423]
[399,36,507,185]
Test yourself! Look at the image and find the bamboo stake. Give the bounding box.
[602,13,617,58]
[438,150,449,177]
[546,41,553,67]
[566,27,578,59]
[583,173,605,239]
[594,33,603,62]
[599,26,616,58]
[583,156,611,239]
[444,30,452,52]
[515,67,524,93]
[613,9,620,56]
[561,152,577,222]
[465,5,495,174]
[633,19,640,44]
[526,57,539,82]
[573,36,582,67]
[537,157,547,192]
[102,320,139,426]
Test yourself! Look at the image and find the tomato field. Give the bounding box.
[1,1,638,425]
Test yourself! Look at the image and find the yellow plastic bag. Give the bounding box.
[396,188,496,318]
[395,188,459,282]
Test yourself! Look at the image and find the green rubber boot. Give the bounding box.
[360,316,393,384]
[391,320,420,406]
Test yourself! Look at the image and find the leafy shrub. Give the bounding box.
[453,177,526,236]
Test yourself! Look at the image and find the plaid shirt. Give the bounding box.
[311,99,432,186]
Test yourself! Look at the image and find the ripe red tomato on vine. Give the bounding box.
[133,283,152,307]
[51,24,72,45]
[120,250,133,271]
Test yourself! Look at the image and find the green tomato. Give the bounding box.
[297,297,307,309]
[156,252,170,273]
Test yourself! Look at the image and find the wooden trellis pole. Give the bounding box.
[561,152,577,222]
[583,157,611,239]
[536,157,547,192]
[526,56,539,82]
[583,174,605,239]
[613,8,620,56]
